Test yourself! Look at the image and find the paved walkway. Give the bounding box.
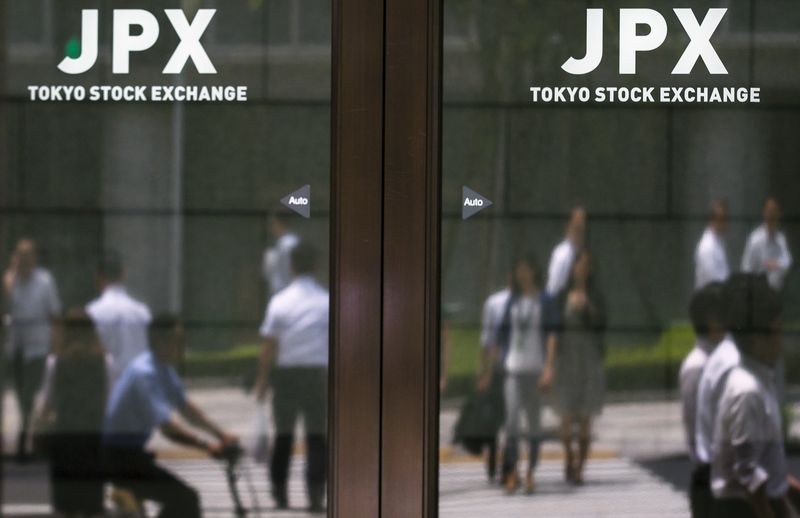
[0,386,738,517]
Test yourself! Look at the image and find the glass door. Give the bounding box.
[1,1,332,516]
[438,1,800,516]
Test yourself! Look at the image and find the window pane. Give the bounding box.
[1,2,331,516]
[439,1,800,516]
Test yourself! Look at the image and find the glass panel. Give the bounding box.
[439,1,800,516]
[2,2,331,516]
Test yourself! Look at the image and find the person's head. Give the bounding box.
[688,282,726,344]
[290,241,317,278]
[510,253,541,295]
[269,209,293,239]
[96,250,124,290]
[15,239,37,277]
[709,199,729,235]
[762,197,781,235]
[150,315,185,365]
[566,206,587,245]
[724,273,782,367]
[59,311,102,357]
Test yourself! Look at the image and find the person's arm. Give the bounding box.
[160,417,225,457]
[179,400,237,446]
[254,336,277,401]
[774,234,793,286]
[729,392,776,517]
[539,333,557,390]
[477,345,498,392]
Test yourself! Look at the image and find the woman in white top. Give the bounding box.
[495,254,559,495]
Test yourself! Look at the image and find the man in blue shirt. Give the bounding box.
[104,317,238,517]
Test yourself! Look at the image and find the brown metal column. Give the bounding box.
[381,0,442,516]
[328,0,385,516]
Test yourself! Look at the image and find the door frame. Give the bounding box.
[329,0,442,516]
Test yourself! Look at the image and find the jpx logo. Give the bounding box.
[58,9,217,75]
[563,8,728,75]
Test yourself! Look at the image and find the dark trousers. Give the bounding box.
[711,498,786,518]
[690,463,712,518]
[105,447,201,518]
[270,367,327,506]
[12,351,45,456]
[49,434,104,515]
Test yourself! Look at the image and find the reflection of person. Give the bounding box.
[741,197,792,291]
[679,282,726,518]
[553,250,605,486]
[4,239,62,460]
[86,252,152,382]
[710,273,799,518]
[546,206,586,297]
[255,241,329,512]
[263,210,300,296]
[476,278,511,483]
[489,254,558,495]
[695,200,730,289]
[36,314,109,516]
[103,317,238,518]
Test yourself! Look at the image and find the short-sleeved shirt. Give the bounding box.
[695,228,730,289]
[695,337,740,464]
[480,288,511,349]
[741,225,793,290]
[546,239,576,296]
[260,275,329,368]
[8,267,62,359]
[87,285,152,381]
[679,338,714,464]
[103,352,186,449]
[711,359,788,500]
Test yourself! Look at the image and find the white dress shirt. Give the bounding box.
[695,337,740,464]
[741,225,793,290]
[546,239,576,296]
[679,338,714,464]
[695,228,730,289]
[260,275,329,368]
[8,267,61,360]
[262,233,300,295]
[480,288,511,349]
[86,284,152,381]
[711,358,788,500]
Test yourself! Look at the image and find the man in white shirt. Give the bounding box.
[86,252,152,382]
[695,200,730,289]
[3,239,61,460]
[546,206,586,296]
[710,273,799,518]
[679,282,726,517]
[263,210,300,296]
[741,197,793,291]
[255,241,328,512]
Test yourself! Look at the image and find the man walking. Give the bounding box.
[710,273,798,517]
[263,210,300,296]
[695,200,730,289]
[3,239,61,460]
[679,282,726,517]
[86,252,152,381]
[255,241,328,512]
[741,197,792,291]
